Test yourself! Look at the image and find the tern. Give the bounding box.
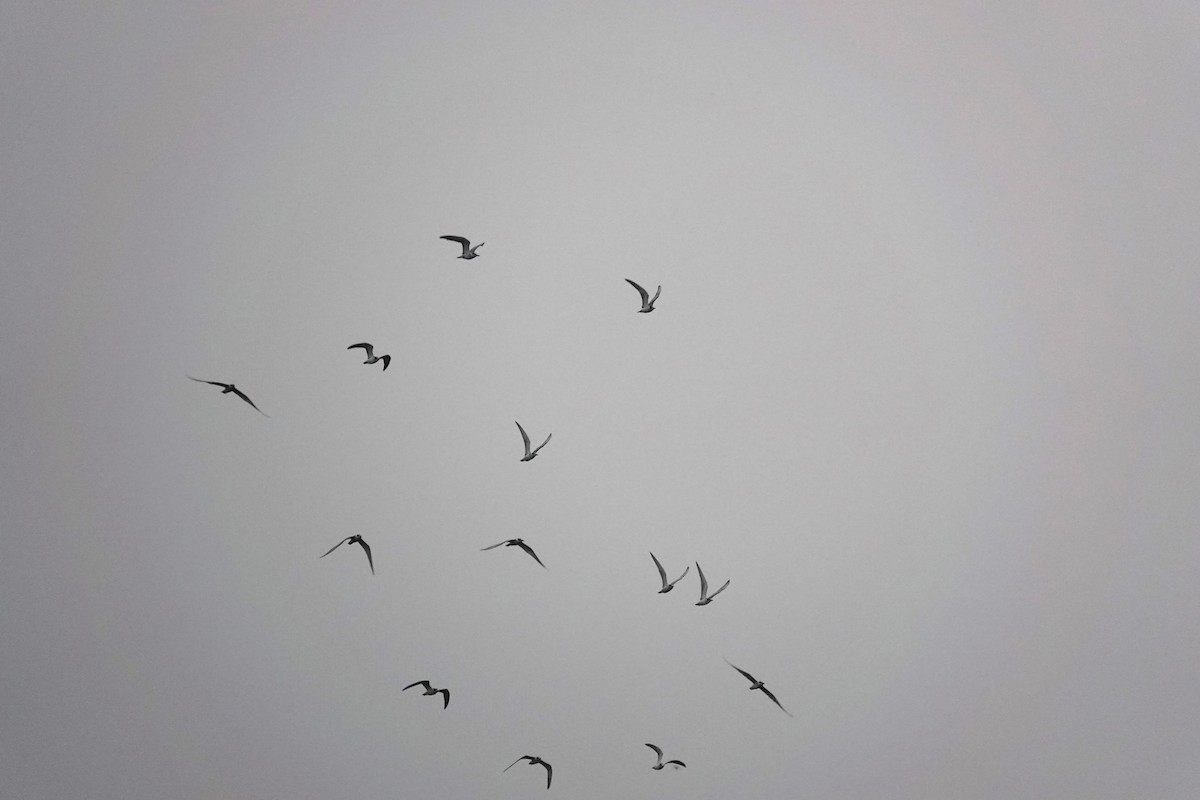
[320,535,374,575]
[694,562,730,606]
[402,680,449,709]
[503,755,552,789]
[725,659,793,716]
[644,743,686,770]
[347,342,391,371]
[650,552,690,594]
[625,278,661,313]
[515,421,551,462]
[481,538,546,569]
[187,376,269,416]
[440,235,484,259]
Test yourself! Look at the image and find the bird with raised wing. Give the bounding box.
[402,680,449,709]
[650,552,690,594]
[503,755,552,789]
[725,658,793,716]
[481,538,546,569]
[515,421,552,462]
[320,535,374,575]
[187,376,269,416]
[347,342,391,371]
[440,235,484,259]
[645,743,686,770]
[695,562,730,606]
[625,278,661,313]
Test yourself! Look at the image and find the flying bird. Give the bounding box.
[515,421,552,462]
[725,658,793,716]
[481,538,546,569]
[440,235,484,259]
[347,342,391,371]
[625,278,661,312]
[402,680,449,709]
[644,743,686,770]
[650,552,690,594]
[320,535,374,575]
[503,755,552,789]
[695,562,730,606]
[187,376,269,416]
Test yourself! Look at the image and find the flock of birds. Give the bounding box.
[186,234,790,791]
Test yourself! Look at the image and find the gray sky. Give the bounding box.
[2,2,1198,798]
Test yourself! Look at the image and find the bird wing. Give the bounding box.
[440,235,471,255]
[531,433,552,455]
[402,680,431,692]
[696,562,709,598]
[724,658,758,685]
[348,342,374,357]
[649,552,669,589]
[379,354,390,371]
[187,376,229,388]
[650,285,662,305]
[760,686,794,717]
[542,761,552,789]
[665,760,686,768]
[669,564,690,587]
[515,421,532,456]
[320,537,352,558]
[356,537,374,574]
[707,579,730,599]
[481,540,510,551]
[438,688,449,708]
[644,743,664,762]
[230,386,269,416]
[625,278,650,304]
[503,756,532,772]
[516,540,547,568]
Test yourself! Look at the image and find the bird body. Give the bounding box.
[625,278,661,312]
[650,552,690,593]
[402,680,449,708]
[645,743,686,770]
[515,421,552,461]
[441,235,484,259]
[695,562,730,605]
[725,659,793,716]
[187,376,269,416]
[320,534,374,574]
[347,342,391,371]
[503,755,552,789]
[481,538,546,568]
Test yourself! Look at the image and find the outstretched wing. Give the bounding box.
[649,552,669,589]
[625,278,650,304]
[379,354,390,371]
[515,540,547,568]
[320,537,352,558]
[347,342,374,357]
[503,756,532,772]
[355,537,374,574]
[760,686,794,717]
[649,285,662,305]
[644,743,664,762]
[481,540,510,551]
[707,579,730,599]
[665,759,686,768]
[724,658,758,685]
[229,386,269,416]
[440,235,471,256]
[531,433,552,455]
[402,680,431,692]
[187,375,228,388]
[541,761,552,789]
[515,421,532,457]
[669,564,690,588]
[438,688,449,708]
[696,562,709,598]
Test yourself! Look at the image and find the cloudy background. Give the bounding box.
[2,2,1198,798]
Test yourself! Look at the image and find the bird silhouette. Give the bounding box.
[440,235,484,259]
[347,342,390,371]
[503,755,552,789]
[481,538,546,569]
[320,535,374,575]
[695,562,730,605]
[515,421,552,461]
[402,680,449,708]
[725,658,793,716]
[625,278,661,312]
[645,743,686,770]
[650,552,690,593]
[187,376,269,416]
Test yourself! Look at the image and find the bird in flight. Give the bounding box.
[725,659,793,716]
[503,755,553,789]
[644,743,686,770]
[625,278,661,313]
[515,421,552,462]
[347,342,390,371]
[187,376,269,416]
[481,538,546,569]
[440,235,484,259]
[402,680,449,709]
[695,562,730,606]
[320,535,374,575]
[650,552,690,594]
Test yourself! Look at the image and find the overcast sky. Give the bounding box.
[3,3,1199,799]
